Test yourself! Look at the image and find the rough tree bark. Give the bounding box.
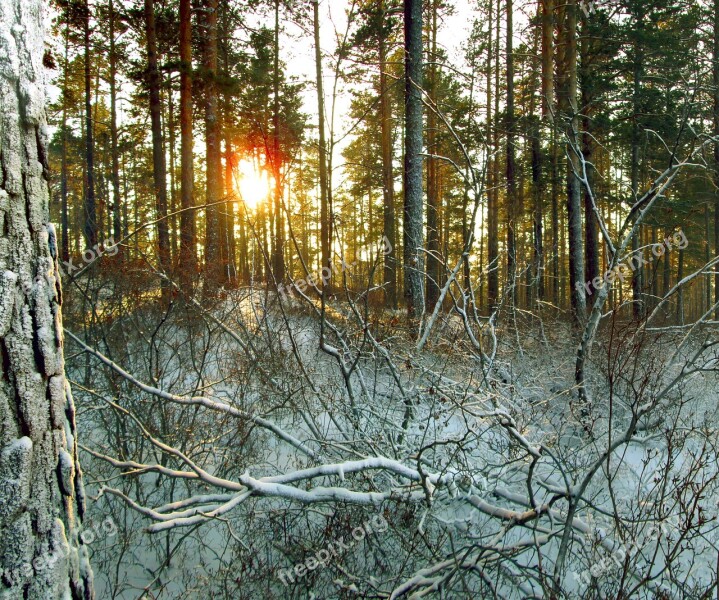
[580,15,599,298]
[144,0,170,288]
[218,2,235,286]
[541,0,557,305]
[506,0,518,306]
[488,0,500,311]
[403,0,424,325]
[557,0,586,324]
[179,0,197,287]
[714,0,719,318]
[272,0,285,284]
[82,0,97,249]
[109,0,122,256]
[0,0,95,596]
[203,0,221,284]
[530,10,544,303]
[61,16,70,264]
[425,0,440,312]
[630,3,645,320]
[313,0,331,293]
[379,0,397,309]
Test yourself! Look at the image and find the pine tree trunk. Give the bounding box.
[0,0,95,595]
[217,3,234,287]
[144,0,170,292]
[272,0,285,285]
[403,0,424,326]
[224,136,237,286]
[61,17,70,264]
[488,0,500,311]
[83,0,97,249]
[109,0,122,257]
[203,0,221,285]
[425,0,440,312]
[551,124,560,305]
[531,105,544,303]
[677,246,685,324]
[167,72,178,265]
[313,0,331,293]
[179,0,196,288]
[541,0,554,121]
[529,8,544,305]
[714,0,719,318]
[630,5,645,320]
[580,23,599,298]
[541,0,558,305]
[379,1,397,309]
[558,0,586,324]
[506,0,518,307]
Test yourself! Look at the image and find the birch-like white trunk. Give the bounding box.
[0,0,94,596]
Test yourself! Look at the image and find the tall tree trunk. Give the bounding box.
[203,0,221,284]
[61,16,70,264]
[272,0,285,284]
[224,136,237,286]
[651,226,658,311]
[313,0,331,292]
[558,0,586,324]
[541,0,554,121]
[379,1,397,309]
[530,10,544,304]
[551,124,560,305]
[403,0,424,325]
[179,0,196,288]
[714,0,719,318]
[145,0,170,291]
[109,0,122,257]
[83,0,97,249]
[217,2,233,286]
[425,0,440,312]
[0,0,95,595]
[630,5,645,320]
[663,227,671,299]
[238,201,249,284]
[705,205,711,312]
[531,125,544,304]
[542,0,559,306]
[506,0,518,306]
[580,18,599,297]
[488,0,500,311]
[677,246,685,324]
[167,71,178,265]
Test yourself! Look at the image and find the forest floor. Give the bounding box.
[65,286,719,599]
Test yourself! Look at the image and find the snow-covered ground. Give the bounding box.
[64,287,719,599]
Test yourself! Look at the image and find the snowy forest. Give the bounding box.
[1,0,719,597]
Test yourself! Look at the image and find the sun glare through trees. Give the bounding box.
[235,158,272,210]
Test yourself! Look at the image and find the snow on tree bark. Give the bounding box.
[403,0,424,325]
[0,0,95,597]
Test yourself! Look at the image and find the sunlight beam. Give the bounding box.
[235,159,272,210]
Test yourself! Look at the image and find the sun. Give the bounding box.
[235,159,272,210]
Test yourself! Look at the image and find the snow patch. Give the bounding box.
[57,449,74,497]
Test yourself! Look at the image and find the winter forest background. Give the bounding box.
[2,0,719,597]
